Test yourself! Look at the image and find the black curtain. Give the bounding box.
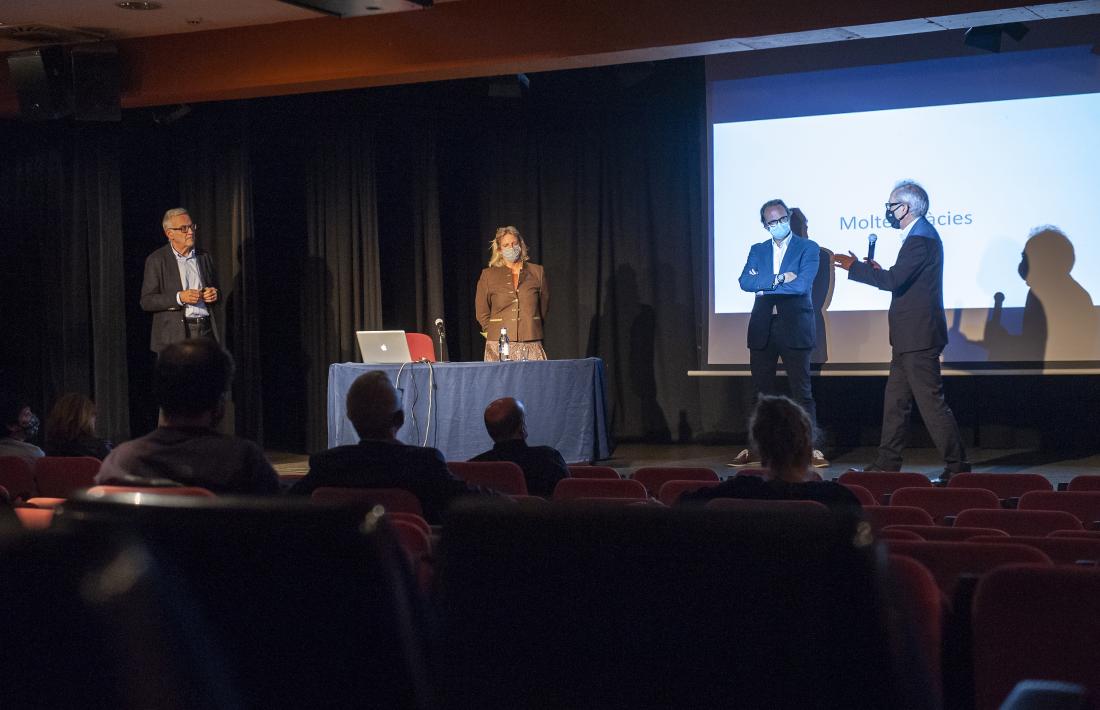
[0,124,130,442]
[301,115,384,452]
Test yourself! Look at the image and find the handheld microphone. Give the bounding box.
[434,318,446,336]
[867,233,878,262]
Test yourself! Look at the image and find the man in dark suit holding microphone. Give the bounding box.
[833,181,969,482]
[730,198,828,468]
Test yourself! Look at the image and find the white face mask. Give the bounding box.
[768,222,791,240]
[502,245,522,263]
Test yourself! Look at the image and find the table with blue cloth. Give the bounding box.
[327,358,613,463]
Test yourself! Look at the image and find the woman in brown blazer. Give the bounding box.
[475,226,549,361]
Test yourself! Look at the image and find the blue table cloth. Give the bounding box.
[327,358,612,463]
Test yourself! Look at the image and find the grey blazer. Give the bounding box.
[140,243,220,353]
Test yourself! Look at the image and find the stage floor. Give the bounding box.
[270,444,1100,487]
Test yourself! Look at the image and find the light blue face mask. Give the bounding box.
[768,222,791,240]
[502,245,522,263]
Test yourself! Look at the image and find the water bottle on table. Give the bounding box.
[498,328,510,361]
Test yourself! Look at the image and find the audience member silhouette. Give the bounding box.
[290,370,493,521]
[96,338,279,494]
[469,397,569,497]
[43,393,112,460]
[0,392,44,463]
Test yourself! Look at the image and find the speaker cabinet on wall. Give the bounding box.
[6,47,72,120]
[71,44,122,121]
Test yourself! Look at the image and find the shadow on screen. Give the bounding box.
[790,207,834,364]
[947,226,1096,363]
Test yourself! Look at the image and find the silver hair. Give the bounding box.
[162,208,190,230]
[891,181,929,217]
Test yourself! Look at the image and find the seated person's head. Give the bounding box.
[154,338,234,425]
[346,371,404,441]
[483,397,526,444]
[45,393,97,444]
[749,395,813,482]
[1,391,36,442]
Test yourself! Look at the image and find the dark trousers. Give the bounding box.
[875,346,968,472]
[749,317,817,437]
[185,318,213,340]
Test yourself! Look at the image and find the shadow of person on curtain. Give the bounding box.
[621,264,670,442]
[301,256,340,453]
[790,207,833,364]
[1017,226,1096,362]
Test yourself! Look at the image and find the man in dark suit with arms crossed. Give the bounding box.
[731,198,828,468]
[141,208,219,353]
[833,181,969,482]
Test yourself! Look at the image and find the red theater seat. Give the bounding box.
[1018,491,1100,528]
[878,528,924,541]
[946,472,1052,500]
[954,508,1083,537]
[0,457,36,501]
[567,465,620,479]
[311,487,424,516]
[448,461,528,495]
[552,478,647,501]
[13,507,53,530]
[837,471,932,504]
[883,525,1009,542]
[972,565,1100,710]
[34,456,101,498]
[890,487,1001,525]
[841,483,877,507]
[384,511,431,538]
[1067,475,1100,492]
[887,540,1051,597]
[864,505,935,532]
[631,467,717,496]
[657,479,720,506]
[969,535,1100,566]
[1049,529,1100,540]
[887,555,942,696]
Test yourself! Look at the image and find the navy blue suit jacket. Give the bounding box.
[848,217,948,354]
[738,235,819,350]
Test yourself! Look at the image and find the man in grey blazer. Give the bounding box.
[140,208,220,353]
[834,181,969,482]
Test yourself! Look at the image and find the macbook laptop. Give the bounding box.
[356,330,412,364]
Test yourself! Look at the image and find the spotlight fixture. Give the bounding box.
[963,22,1028,53]
[116,1,163,9]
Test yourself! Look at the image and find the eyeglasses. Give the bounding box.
[884,202,903,211]
[764,216,790,228]
[168,224,198,233]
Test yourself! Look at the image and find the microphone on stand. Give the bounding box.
[867,233,878,262]
[434,318,447,362]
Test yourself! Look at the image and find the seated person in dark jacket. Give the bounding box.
[289,370,490,522]
[96,338,279,495]
[43,393,113,460]
[469,397,569,497]
[681,395,861,527]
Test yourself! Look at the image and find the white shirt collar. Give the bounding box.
[899,217,920,241]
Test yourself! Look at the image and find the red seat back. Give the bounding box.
[0,456,37,501]
[837,471,932,504]
[14,507,53,530]
[864,505,935,532]
[969,535,1100,566]
[86,485,217,498]
[657,479,720,506]
[882,525,1008,542]
[840,483,877,506]
[705,499,830,516]
[887,540,1051,597]
[955,508,1083,536]
[1018,491,1100,527]
[448,461,528,495]
[890,487,1001,525]
[311,487,424,516]
[384,511,432,538]
[1067,475,1100,492]
[946,473,1052,499]
[567,465,620,480]
[34,456,101,498]
[404,332,436,362]
[887,555,942,696]
[972,565,1100,710]
[1049,529,1100,540]
[552,478,646,501]
[878,528,924,541]
[631,467,717,496]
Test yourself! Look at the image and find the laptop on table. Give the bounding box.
[356,331,412,364]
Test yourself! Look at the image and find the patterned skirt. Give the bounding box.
[483,340,548,362]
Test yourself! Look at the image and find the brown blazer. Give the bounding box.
[475,263,548,342]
